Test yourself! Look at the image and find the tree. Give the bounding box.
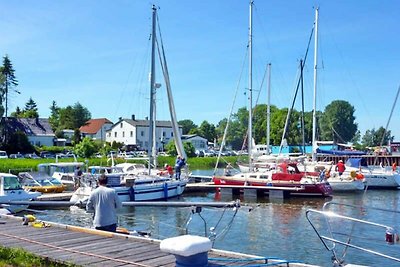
[319,100,358,143]
[178,119,197,135]
[56,102,91,131]
[164,139,195,157]
[21,97,39,118]
[0,131,34,153]
[49,101,60,131]
[198,121,216,143]
[361,127,393,147]
[10,106,22,117]
[74,137,97,158]
[0,55,19,118]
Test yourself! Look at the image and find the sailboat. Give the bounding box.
[71,5,187,203]
[296,8,400,191]
[212,1,332,197]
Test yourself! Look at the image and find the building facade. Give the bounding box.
[106,117,182,151]
[181,134,208,151]
[80,118,113,141]
[2,117,55,147]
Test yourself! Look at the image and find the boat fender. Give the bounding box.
[22,215,36,225]
[163,182,168,199]
[32,221,51,228]
[128,187,135,201]
[356,173,364,180]
[350,171,357,178]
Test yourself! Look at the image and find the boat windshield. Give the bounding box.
[3,176,23,190]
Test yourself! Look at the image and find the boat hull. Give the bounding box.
[70,179,187,203]
[213,176,332,197]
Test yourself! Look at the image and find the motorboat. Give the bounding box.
[18,172,66,193]
[38,162,85,191]
[300,158,400,190]
[70,165,187,203]
[298,160,366,192]
[344,158,400,189]
[0,173,41,214]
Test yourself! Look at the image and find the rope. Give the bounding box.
[0,231,151,267]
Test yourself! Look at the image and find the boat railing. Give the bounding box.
[306,201,400,266]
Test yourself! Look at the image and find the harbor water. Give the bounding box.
[30,169,400,266]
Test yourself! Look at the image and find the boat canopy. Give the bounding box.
[345,158,368,168]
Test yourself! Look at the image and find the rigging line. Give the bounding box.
[113,39,148,120]
[324,22,374,129]
[214,47,249,174]
[278,25,315,153]
[373,84,400,166]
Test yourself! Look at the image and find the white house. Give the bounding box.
[181,134,208,151]
[3,117,55,147]
[80,118,113,141]
[106,116,182,151]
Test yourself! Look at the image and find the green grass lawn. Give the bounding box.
[0,246,78,267]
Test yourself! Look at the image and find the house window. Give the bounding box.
[122,132,125,137]
[171,132,173,137]
[120,123,123,128]
[130,131,133,137]
[141,131,144,137]
[114,132,117,138]
[163,132,166,137]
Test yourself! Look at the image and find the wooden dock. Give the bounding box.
[0,215,315,267]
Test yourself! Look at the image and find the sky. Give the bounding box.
[0,0,399,140]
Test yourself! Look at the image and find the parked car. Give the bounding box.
[0,150,8,159]
[203,150,215,157]
[24,153,40,159]
[9,153,24,159]
[195,150,204,157]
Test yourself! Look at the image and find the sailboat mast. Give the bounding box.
[148,5,157,174]
[266,63,271,155]
[312,7,319,162]
[248,0,253,170]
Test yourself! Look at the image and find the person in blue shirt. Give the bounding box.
[86,174,122,232]
[175,156,186,179]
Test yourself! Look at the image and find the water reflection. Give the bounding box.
[29,170,400,267]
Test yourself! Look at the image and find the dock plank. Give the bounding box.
[0,215,313,267]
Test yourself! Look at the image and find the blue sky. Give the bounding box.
[1,0,399,140]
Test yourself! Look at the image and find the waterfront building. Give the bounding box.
[80,118,113,141]
[105,115,182,151]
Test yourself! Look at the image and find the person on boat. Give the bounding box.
[392,162,397,172]
[335,160,346,176]
[224,163,233,176]
[74,166,83,189]
[175,156,185,179]
[86,174,122,232]
[164,163,174,178]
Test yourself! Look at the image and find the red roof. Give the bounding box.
[80,118,113,134]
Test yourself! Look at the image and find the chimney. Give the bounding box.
[145,116,148,120]
[132,114,135,120]
[118,117,122,121]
